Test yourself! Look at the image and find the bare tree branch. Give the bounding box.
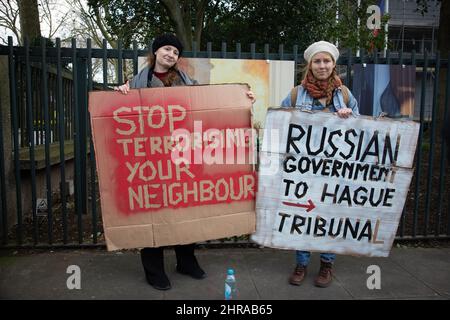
[0,0,21,44]
[38,0,72,39]
[92,5,116,48]
[194,0,208,45]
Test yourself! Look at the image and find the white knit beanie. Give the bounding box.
[304,41,339,63]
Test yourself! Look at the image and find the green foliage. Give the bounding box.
[86,0,390,52]
[202,0,338,51]
[204,0,391,52]
[331,0,390,53]
[87,0,172,48]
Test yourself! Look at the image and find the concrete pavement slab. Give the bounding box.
[440,248,450,256]
[309,253,438,299]
[1,247,449,300]
[0,250,164,300]
[389,248,450,296]
[242,248,353,300]
[162,249,259,300]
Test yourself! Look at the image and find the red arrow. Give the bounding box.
[282,199,316,212]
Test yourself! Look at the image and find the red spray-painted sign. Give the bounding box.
[90,84,257,216]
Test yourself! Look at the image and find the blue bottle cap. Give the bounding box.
[227,268,234,275]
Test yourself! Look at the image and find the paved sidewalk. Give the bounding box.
[1,247,450,300]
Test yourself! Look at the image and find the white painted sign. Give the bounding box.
[251,109,420,257]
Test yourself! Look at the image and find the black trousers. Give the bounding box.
[140,243,196,276]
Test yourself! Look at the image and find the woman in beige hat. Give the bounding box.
[281,40,359,288]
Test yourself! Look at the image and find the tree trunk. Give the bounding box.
[161,0,193,50]
[18,0,42,45]
[194,0,207,47]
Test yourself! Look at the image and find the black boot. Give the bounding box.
[174,244,206,279]
[140,247,171,290]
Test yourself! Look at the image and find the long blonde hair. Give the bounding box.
[301,53,342,104]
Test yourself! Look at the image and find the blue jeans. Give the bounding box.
[296,251,335,266]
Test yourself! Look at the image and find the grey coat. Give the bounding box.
[129,65,198,89]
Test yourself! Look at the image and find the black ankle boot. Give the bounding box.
[140,247,171,290]
[144,271,171,290]
[174,244,206,279]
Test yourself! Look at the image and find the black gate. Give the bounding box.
[0,37,449,248]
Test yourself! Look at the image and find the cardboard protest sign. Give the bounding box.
[139,57,296,130]
[251,109,419,257]
[89,84,256,250]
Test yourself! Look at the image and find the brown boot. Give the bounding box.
[314,261,333,288]
[289,264,307,286]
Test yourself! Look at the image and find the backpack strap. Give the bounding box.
[340,84,350,106]
[290,85,300,107]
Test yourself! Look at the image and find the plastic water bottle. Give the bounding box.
[224,268,237,300]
